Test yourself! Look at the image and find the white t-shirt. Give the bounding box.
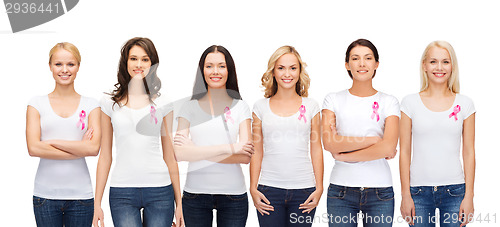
[253,97,319,189]
[29,95,99,200]
[401,93,475,186]
[322,89,400,187]
[178,99,251,195]
[100,95,173,187]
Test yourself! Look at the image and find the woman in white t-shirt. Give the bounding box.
[92,37,183,227]
[26,42,101,227]
[399,41,475,227]
[174,45,254,227]
[322,39,400,227]
[250,46,324,227]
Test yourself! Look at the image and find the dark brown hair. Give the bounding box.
[345,39,379,79]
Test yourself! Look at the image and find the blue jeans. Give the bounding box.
[109,185,175,227]
[410,183,466,227]
[182,191,248,227]
[327,184,394,227]
[33,196,94,227]
[257,185,316,227]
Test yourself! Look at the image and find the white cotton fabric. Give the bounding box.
[253,97,320,189]
[178,99,251,195]
[29,95,99,199]
[100,95,173,187]
[322,89,400,187]
[401,93,475,186]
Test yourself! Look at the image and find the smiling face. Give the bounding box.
[345,45,379,81]
[203,52,228,89]
[127,45,151,78]
[49,49,80,86]
[273,53,300,90]
[423,46,452,86]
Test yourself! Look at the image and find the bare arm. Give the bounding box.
[335,115,399,162]
[399,112,416,225]
[26,106,79,160]
[460,113,475,226]
[92,111,113,227]
[310,113,324,191]
[321,109,380,155]
[173,117,253,162]
[161,112,184,226]
[45,108,101,157]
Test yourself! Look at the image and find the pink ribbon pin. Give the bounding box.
[371,102,380,122]
[150,106,158,124]
[298,105,306,123]
[224,106,234,124]
[77,110,86,130]
[449,105,461,121]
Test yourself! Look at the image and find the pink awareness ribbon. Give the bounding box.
[298,105,307,123]
[77,110,86,130]
[150,106,158,124]
[371,102,380,122]
[449,105,461,121]
[224,106,234,124]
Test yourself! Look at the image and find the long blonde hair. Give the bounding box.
[420,41,460,93]
[261,46,310,98]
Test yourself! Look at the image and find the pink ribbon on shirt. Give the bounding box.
[371,102,380,122]
[224,106,234,124]
[298,105,307,123]
[449,105,461,121]
[150,106,158,124]
[77,110,86,130]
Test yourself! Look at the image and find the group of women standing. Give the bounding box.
[26,37,475,227]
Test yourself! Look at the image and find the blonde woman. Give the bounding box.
[250,46,324,226]
[26,42,101,226]
[400,41,475,227]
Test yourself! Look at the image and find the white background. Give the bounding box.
[0,0,499,226]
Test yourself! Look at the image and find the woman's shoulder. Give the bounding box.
[456,93,474,103]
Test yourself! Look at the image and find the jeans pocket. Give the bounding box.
[376,187,394,201]
[301,187,316,196]
[183,191,199,200]
[410,187,422,196]
[33,196,47,208]
[327,184,345,199]
[226,193,248,201]
[447,184,466,197]
[77,198,94,207]
[257,184,269,193]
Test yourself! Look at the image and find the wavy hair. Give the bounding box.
[261,45,310,98]
[109,37,161,107]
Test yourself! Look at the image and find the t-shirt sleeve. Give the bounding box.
[385,95,400,118]
[462,95,476,119]
[252,99,263,120]
[308,98,321,118]
[157,96,174,118]
[87,97,100,112]
[28,96,41,111]
[322,93,336,113]
[99,96,114,117]
[238,100,252,124]
[400,95,412,119]
[177,101,193,123]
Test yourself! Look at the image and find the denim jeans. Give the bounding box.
[182,191,248,227]
[256,184,316,227]
[326,184,394,227]
[410,183,466,227]
[33,196,94,227]
[109,185,175,227]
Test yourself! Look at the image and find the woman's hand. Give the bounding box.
[232,141,254,157]
[250,187,274,215]
[92,206,105,227]
[173,134,194,147]
[459,196,474,227]
[83,127,94,141]
[299,189,322,214]
[400,195,416,225]
[172,204,184,227]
